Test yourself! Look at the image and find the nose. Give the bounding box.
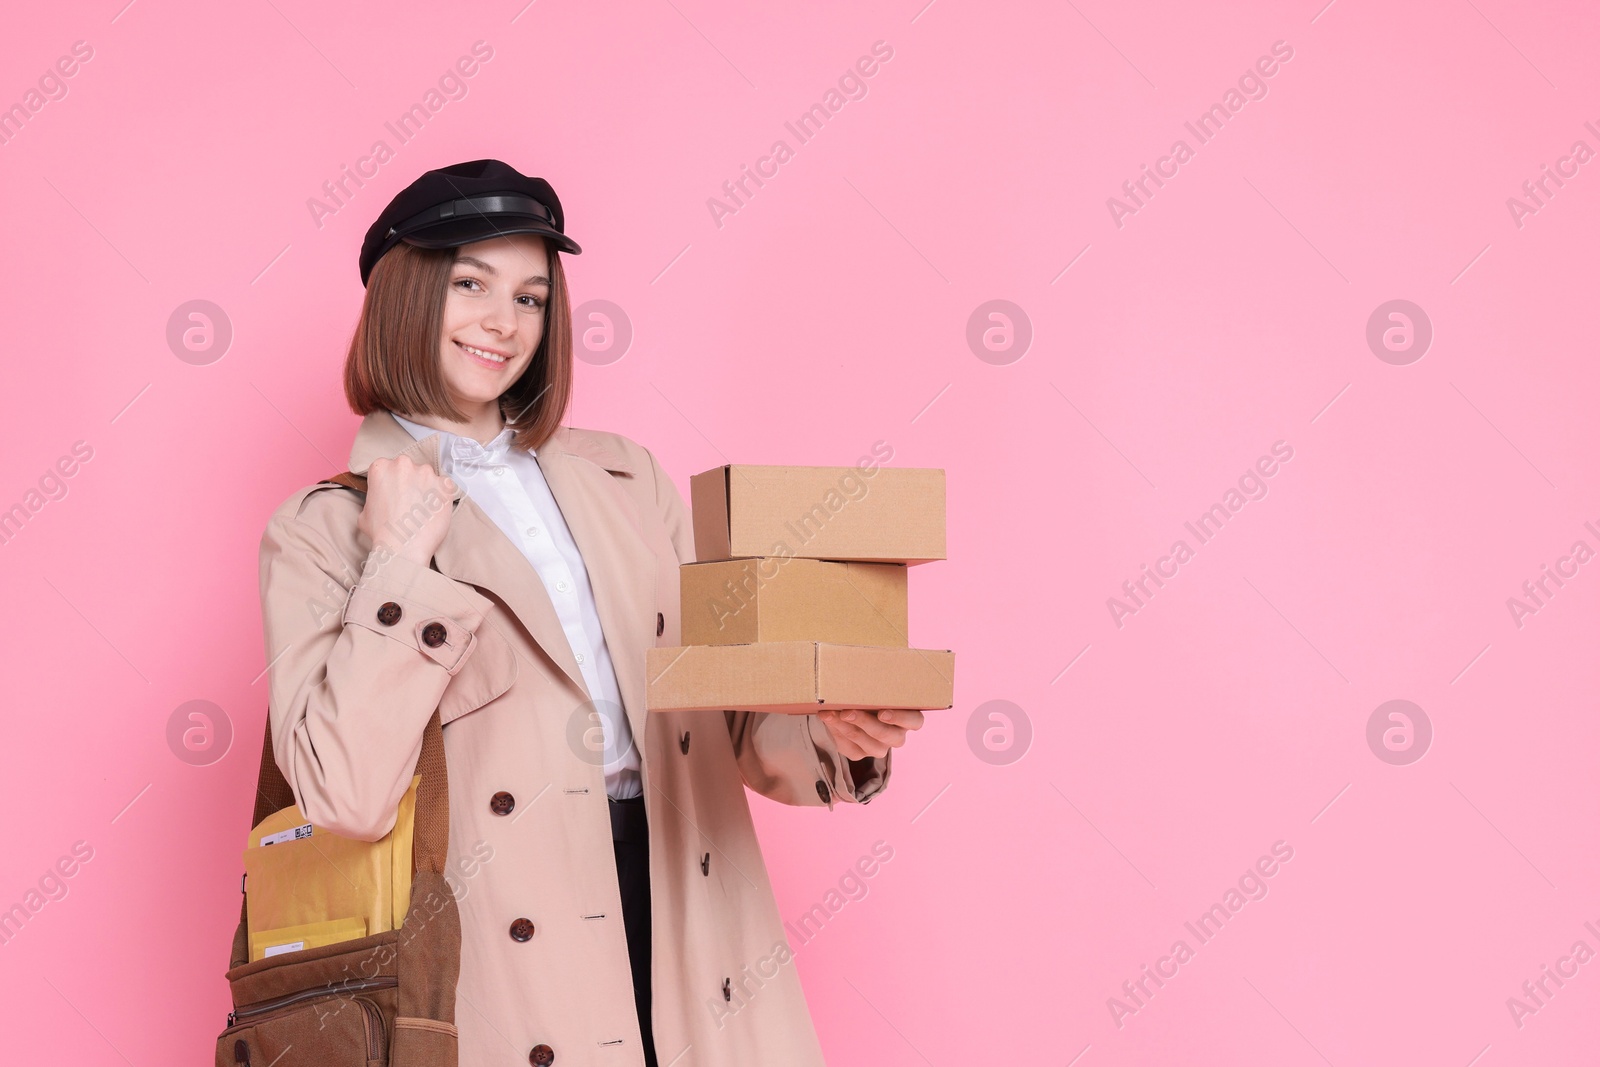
[480,291,518,338]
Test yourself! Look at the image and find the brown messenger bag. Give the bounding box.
[216,471,462,1066]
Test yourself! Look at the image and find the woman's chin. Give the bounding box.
[445,381,507,407]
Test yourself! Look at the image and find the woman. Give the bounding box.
[258,159,924,1066]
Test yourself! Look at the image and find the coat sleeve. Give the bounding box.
[259,494,496,841]
[644,448,891,808]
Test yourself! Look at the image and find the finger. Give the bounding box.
[876,709,925,732]
[840,710,906,749]
[828,718,890,758]
[835,734,870,761]
[818,713,869,760]
[821,711,889,756]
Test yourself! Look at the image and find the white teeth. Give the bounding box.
[460,343,507,363]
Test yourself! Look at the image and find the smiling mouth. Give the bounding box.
[456,340,511,368]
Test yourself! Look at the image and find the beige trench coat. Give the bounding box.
[258,409,891,1067]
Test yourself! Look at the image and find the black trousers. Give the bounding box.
[610,795,658,1067]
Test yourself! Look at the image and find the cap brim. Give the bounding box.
[400,216,581,255]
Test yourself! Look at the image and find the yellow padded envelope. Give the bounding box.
[250,916,369,962]
[243,775,420,962]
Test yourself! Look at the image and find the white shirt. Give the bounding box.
[392,412,642,800]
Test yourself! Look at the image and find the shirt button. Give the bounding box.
[421,622,448,648]
[530,1045,555,1066]
[376,602,402,626]
[575,652,585,665]
[509,917,535,942]
[493,467,507,478]
[489,791,515,816]
[525,526,539,538]
[555,581,569,593]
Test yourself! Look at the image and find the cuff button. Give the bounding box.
[421,622,448,648]
[377,602,402,626]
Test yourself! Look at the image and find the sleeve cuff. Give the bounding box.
[342,548,492,675]
[806,714,892,807]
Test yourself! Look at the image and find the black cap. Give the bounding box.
[358,158,581,286]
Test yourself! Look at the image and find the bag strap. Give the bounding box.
[252,469,448,873]
[231,471,454,970]
[327,471,369,494]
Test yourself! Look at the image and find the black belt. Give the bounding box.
[609,795,647,844]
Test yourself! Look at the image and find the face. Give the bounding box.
[436,232,551,415]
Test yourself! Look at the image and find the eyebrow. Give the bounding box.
[453,255,550,287]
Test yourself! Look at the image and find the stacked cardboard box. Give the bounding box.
[646,463,954,715]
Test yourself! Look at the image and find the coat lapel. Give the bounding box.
[534,430,660,753]
[347,412,658,746]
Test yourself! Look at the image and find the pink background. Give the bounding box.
[2,0,1597,1063]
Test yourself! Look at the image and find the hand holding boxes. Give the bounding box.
[646,463,954,714]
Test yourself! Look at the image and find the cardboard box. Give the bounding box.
[680,558,908,647]
[690,464,946,564]
[646,641,954,714]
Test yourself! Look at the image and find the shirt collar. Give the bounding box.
[352,409,637,479]
[391,412,521,477]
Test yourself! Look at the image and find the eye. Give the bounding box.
[453,277,482,292]
[518,294,546,309]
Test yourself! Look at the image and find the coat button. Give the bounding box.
[233,1039,250,1064]
[656,612,665,636]
[489,791,515,816]
[509,917,535,942]
[722,977,732,1002]
[680,731,691,755]
[815,779,830,803]
[700,853,710,876]
[421,622,448,647]
[529,1045,555,1066]
[376,602,402,626]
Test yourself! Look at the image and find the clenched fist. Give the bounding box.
[357,454,459,566]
